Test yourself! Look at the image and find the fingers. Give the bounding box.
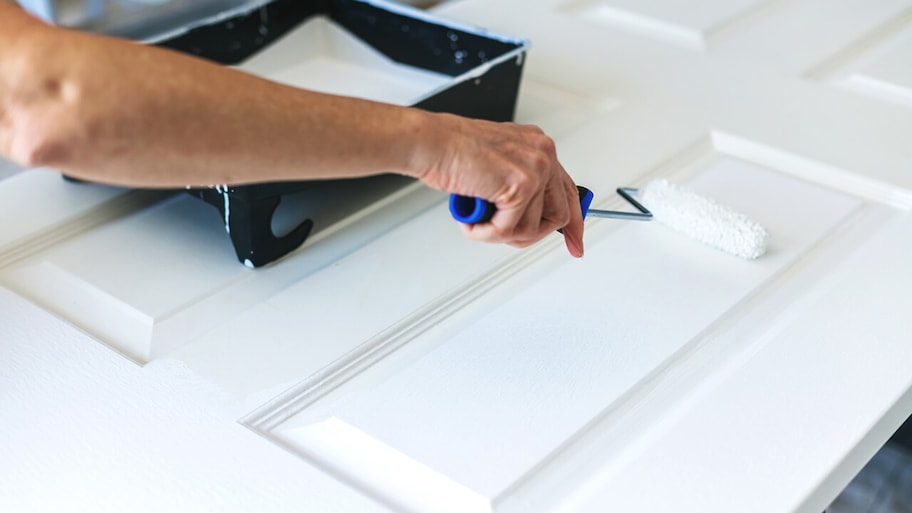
[508,169,584,258]
[559,172,585,258]
[487,132,584,257]
[414,113,585,257]
[508,166,571,246]
[460,157,584,258]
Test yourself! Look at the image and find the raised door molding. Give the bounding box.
[2,1,912,513]
[560,0,782,50]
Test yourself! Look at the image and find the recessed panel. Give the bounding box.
[812,9,912,108]
[265,153,863,511]
[840,26,912,108]
[562,0,772,49]
[170,199,514,397]
[0,169,141,265]
[0,175,436,363]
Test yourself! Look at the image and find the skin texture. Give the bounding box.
[0,2,584,256]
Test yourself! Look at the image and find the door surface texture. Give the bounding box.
[2,1,912,513]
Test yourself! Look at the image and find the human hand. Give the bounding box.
[411,112,585,258]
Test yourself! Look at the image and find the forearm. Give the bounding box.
[0,5,434,187]
[0,3,586,256]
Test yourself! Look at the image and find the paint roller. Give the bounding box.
[449,180,769,259]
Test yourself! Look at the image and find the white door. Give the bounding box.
[2,1,912,512]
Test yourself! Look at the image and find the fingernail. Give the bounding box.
[570,237,584,258]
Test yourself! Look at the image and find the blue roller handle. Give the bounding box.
[450,185,595,224]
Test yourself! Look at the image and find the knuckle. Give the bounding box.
[530,149,551,172]
[526,138,557,176]
[521,123,546,136]
[537,134,556,155]
[553,209,571,230]
[506,169,539,201]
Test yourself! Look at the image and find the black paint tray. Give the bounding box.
[147,0,529,267]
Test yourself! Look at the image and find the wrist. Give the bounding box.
[397,108,457,182]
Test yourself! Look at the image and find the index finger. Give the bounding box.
[458,194,538,244]
[560,176,585,258]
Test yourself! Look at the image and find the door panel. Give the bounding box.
[515,78,620,139]
[561,0,777,50]
[0,170,144,267]
[810,7,912,109]
[249,141,890,512]
[569,213,912,513]
[0,157,24,181]
[3,1,912,513]
[0,176,436,362]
